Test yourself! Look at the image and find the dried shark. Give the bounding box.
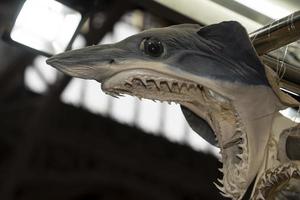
[46,21,300,199]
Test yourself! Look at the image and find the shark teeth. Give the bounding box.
[105,76,205,105]
[213,110,250,199]
[218,168,224,173]
[125,80,132,86]
[217,178,224,185]
[140,78,147,86]
[103,71,252,199]
[214,182,225,193]
[124,77,201,94]
[166,81,173,91]
[154,80,160,90]
[214,182,235,199]
[223,137,243,149]
[105,91,121,98]
[252,163,300,199]
[104,74,207,107]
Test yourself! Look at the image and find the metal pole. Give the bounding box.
[250,11,300,56]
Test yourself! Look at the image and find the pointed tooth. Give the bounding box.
[288,167,296,176]
[172,82,179,92]
[189,83,196,91]
[256,192,266,200]
[218,168,224,173]
[213,182,225,193]
[218,153,223,163]
[238,142,246,150]
[197,85,203,91]
[110,94,119,98]
[166,81,172,91]
[177,82,182,91]
[140,78,147,86]
[218,158,223,163]
[154,80,160,90]
[220,192,232,198]
[125,80,132,86]
[236,153,243,160]
[218,149,223,156]
[180,83,187,91]
[217,178,223,185]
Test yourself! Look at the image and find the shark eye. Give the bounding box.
[141,38,164,57]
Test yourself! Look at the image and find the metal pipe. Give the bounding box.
[249,11,300,97]
[250,11,300,56]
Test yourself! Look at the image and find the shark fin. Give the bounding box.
[195,21,269,85]
[197,21,257,61]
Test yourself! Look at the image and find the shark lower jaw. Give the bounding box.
[102,68,253,199]
[199,101,251,199]
[217,120,250,199]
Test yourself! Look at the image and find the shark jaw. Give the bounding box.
[47,54,282,199]
[45,20,300,199]
[99,62,278,199]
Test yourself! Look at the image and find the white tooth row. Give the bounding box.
[253,163,300,199]
[213,182,234,198]
[216,117,249,199]
[214,167,245,199]
[124,77,201,93]
[236,131,248,163]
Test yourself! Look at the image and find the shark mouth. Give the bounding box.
[102,69,250,199]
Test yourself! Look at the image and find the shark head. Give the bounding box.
[47,21,298,199]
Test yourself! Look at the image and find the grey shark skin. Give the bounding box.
[47,21,296,199]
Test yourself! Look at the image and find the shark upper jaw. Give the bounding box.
[102,68,206,103]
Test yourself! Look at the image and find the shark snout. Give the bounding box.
[46,45,119,82]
